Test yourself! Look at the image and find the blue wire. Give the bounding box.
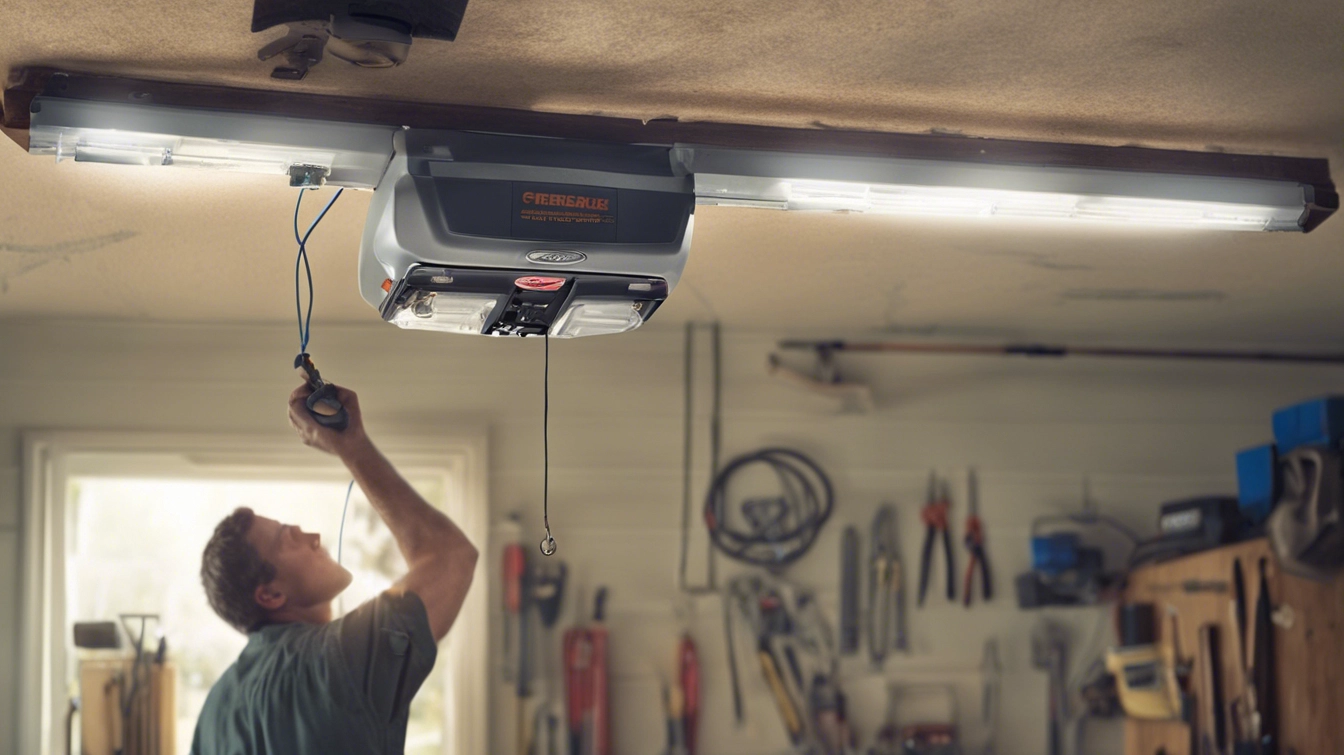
[294,190,309,352]
[338,479,354,566]
[293,187,344,354]
[288,187,351,569]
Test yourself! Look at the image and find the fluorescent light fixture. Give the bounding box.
[28,94,396,188]
[680,146,1326,232]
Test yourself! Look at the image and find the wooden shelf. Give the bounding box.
[1123,539,1344,755]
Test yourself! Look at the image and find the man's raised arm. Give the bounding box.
[289,384,479,641]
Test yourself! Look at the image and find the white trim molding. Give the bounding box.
[20,428,490,755]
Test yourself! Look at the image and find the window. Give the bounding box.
[21,432,489,755]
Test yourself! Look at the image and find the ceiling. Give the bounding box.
[2,0,1343,346]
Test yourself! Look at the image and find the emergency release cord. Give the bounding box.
[540,331,557,556]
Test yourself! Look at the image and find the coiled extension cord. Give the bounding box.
[703,448,834,569]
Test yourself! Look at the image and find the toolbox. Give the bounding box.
[1272,396,1344,453]
[1236,444,1279,526]
[1155,497,1241,556]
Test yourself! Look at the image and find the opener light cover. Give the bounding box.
[388,292,499,334]
[550,300,645,339]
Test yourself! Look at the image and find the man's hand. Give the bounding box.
[288,383,370,459]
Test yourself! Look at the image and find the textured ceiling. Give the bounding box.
[2,0,1343,346]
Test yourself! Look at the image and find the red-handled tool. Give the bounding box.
[563,588,610,755]
[962,469,992,607]
[590,589,610,755]
[678,634,700,755]
[918,473,956,606]
[564,627,590,755]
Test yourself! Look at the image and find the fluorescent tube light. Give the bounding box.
[680,147,1322,232]
[28,95,397,188]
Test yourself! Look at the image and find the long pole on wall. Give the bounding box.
[777,340,1344,365]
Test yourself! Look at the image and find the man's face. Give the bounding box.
[247,515,353,616]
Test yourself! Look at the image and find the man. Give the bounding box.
[192,383,479,754]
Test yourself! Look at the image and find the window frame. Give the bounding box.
[20,429,490,755]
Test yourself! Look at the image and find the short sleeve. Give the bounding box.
[330,589,439,725]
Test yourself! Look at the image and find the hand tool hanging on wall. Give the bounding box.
[869,505,908,665]
[1232,560,1249,670]
[728,574,844,750]
[980,639,1001,755]
[918,474,956,606]
[1031,620,1070,755]
[678,634,700,755]
[808,673,853,755]
[758,587,809,736]
[528,561,567,755]
[962,469,992,607]
[564,625,587,755]
[590,588,611,755]
[503,537,526,684]
[661,680,688,755]
[840,527,861,656]
[1198,625,1227,755]
[564,588,611,755]
[515,548,535,755]
[1249,559,1278,755]
[743,591,806,746]
[1226,558,1256,753]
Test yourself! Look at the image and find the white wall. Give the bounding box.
[1,319,1340,755]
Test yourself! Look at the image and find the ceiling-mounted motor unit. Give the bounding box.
[359,130,695,337]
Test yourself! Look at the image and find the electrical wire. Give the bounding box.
[539,332,556,555]
[338,479,354,566]
[703,448,834,569]
[293,187,344,354]
[287,189,355,582]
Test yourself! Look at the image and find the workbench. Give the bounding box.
[1123,538,1344,755]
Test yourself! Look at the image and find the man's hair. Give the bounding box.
[201,507,276,634]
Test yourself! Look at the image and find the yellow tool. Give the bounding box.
[1105,644,1183,719]
[758,647,804,744]
[1105,603,1186,720]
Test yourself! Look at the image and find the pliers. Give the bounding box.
[917,473,956,606]
[868,505,908,666]
[962,469,992,607]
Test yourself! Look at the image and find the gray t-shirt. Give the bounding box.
[191,591,437,755]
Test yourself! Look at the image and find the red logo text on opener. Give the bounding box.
[515,276,567,292]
